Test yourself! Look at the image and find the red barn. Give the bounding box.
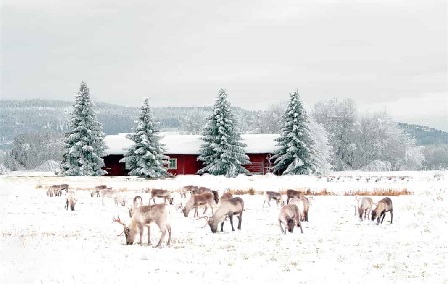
[103,133,279,176]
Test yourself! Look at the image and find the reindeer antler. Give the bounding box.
[112,215,126,226]
[195,216,209,221]
[195,216,211,228]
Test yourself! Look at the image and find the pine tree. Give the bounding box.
[272,90,317,175]
[197,89,250,177]
[61,82,107,176]
[120,98,169,178]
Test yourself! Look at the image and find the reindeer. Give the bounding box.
[278,204,303,234]
[178,186,191,198]
[58,184,69,196]
[211,190,220,204]
[113,203,172,248]
[288,196,310,222]
[204,197,244,233]
[48,184,69,197]
[91,185,107,197]
[220,192,233,202]
[182,192,215,217]
[286,189,304,204]
[150,189,174,205]
[181,185,200,197]
[192,186,211,195]
[371,197,393,224]
[65,191,77,211]
[46,187,55,197]
[129,195,143,218]
[114,195,127,207]
[356,196,373,221]
[100,188,122,205]
[263,191,282,207]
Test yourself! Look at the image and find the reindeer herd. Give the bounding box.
[44,184,394,248]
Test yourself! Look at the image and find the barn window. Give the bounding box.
[168,158,177,169]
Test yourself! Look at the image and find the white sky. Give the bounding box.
[1,0,447,130]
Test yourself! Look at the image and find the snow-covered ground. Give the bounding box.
[1,171,447,284]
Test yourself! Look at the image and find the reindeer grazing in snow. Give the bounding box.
[286,189,304,204]
[65,191,77,211]
[263,191,282,207]
[356,196,373,221]
[278,204,303,234]
[371,197,393,225]
[182,192,215,217]
[204,197,244,233]
[288,196,310,222]
[100,188,123,206]
[47,184,69,197]
[150,189,174,205]
[113,203,172,247]
[91,185,107,197]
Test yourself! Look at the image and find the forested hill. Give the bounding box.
[398,123,448,145]
[0,99,446,148]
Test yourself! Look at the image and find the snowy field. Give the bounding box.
[1,171,447,284]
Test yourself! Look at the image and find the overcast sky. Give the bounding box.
[1,0,447,130]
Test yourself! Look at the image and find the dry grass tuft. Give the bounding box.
[229,187,412,196]
[343,188,412,196]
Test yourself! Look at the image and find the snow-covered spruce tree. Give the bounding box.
[61,82,107,176]
[197,89,250,177]
[120,98,169,178]
[272,90,318,175]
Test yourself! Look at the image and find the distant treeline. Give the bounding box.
[0,99,447,149]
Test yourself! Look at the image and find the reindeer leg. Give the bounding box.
[156,227,166,248]
[229,215,235,231]
[147,225,151,246]
[166,225,172,247]
[220,221,224,232]
[390,209,393,224]
[138,224,143,245]
[279,220,285,234]
[297,219,303,234]
[237,214,242,230]
[380,211,386,224]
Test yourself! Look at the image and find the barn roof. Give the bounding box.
[104,133,280,155]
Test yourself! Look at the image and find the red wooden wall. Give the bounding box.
[103,153,272,176]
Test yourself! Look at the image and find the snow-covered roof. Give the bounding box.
[104,133,280,155]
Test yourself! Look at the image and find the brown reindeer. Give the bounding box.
[356,197,373,221]
[286,189,304,204]
[150,189,174,205]
[263,191,282,207]
[371,197,393,224]
[220,192,233,202]
[205,197,244,233]
[289,196,310,222]
[48,184,69,197]
[211,190,220,204]
[191,186,211,195]
[182,192,215,217]
[91,185,107,197]
[278,204,303,234]
[113,204,172,247]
